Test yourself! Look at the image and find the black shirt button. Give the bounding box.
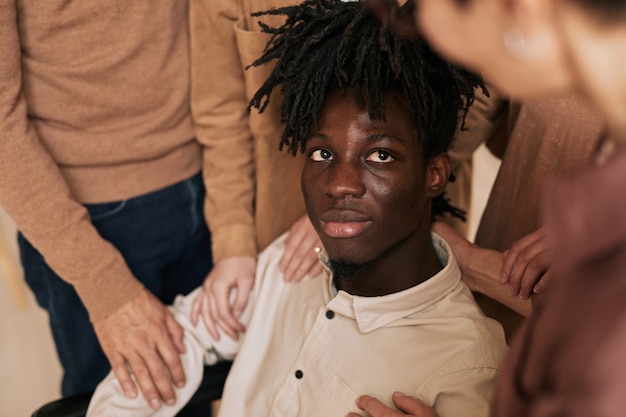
[295,370,303,379]
[325,310,335,319]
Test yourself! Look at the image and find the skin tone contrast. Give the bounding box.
[302,89,450,297]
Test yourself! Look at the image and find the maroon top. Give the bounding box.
[491,148,626,417]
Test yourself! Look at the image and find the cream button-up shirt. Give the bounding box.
[88,232,507,417]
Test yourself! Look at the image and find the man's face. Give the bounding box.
[302,90,434,266]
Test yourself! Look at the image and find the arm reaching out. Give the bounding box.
[432,222,532,317]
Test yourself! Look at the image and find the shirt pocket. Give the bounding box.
[308,373,363,417]
[233,16,274,99]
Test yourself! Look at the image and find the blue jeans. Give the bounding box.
[19,173,229,409]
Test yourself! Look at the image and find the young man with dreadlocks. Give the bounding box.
[87,1,506,416]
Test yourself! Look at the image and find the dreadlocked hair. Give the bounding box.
[248,0,485,221]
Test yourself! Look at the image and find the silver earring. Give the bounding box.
[503,27,536,60]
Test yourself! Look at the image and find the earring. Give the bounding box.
[503,27,537,60]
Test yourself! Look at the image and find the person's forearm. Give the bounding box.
[462,247,532,317]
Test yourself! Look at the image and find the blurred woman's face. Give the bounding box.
[413,0,574,99]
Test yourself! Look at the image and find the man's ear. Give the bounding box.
[425,153,451,197]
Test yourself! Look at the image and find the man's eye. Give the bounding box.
[366,150,395,163]
[310,149,333,161]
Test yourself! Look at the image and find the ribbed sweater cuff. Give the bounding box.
[211,223,258,263]
[74,271,145,323]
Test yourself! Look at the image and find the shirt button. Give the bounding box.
[325,310,335,319]
[295,370,303,379]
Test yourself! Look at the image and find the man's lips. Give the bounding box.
[319,210,372,238]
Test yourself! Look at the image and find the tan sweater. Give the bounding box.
[0,1,200,321]
[190,0,307,263]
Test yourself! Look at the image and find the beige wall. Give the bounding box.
[0,207,63,416]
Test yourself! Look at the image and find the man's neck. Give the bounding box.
[334,229,443,297]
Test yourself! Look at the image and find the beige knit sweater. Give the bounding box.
[0,1,201,321]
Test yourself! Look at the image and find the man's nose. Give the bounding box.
[325,160,366,199]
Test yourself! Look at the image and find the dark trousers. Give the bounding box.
[19,173,230,414]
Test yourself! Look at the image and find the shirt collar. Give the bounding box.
[321,232,461,333]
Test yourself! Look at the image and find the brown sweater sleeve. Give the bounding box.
[0,1,142,322]
[190,0,258,262]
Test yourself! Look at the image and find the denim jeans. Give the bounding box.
[19,173,229,412]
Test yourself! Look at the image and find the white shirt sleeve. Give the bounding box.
[86,287,253,417]
[421,366,500,417]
